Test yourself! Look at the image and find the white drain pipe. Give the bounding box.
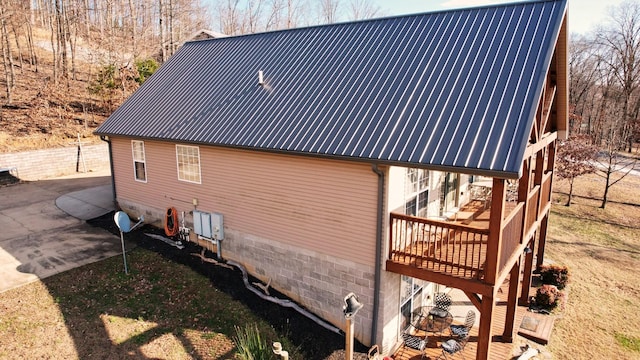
[183,228,343,335]
[223,258,342,335]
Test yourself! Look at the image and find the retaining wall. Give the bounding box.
[0,143,111,180]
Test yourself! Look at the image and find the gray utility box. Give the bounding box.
[193,210,224,241]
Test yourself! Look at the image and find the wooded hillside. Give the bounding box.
[0,0,210,152]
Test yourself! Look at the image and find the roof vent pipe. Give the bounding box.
[258,70,264,86]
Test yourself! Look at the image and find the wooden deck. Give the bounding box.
[388,212,490,282]
[392,277,547,360]
[388,200,520,283]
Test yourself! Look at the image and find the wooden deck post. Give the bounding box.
[476,178,506,360]
[519,237,535,306]
[534,148,545,185]
[537,215,549,269]
[503,258,521,341]
[485,178,506,285]
[518,158,531,202]
[476,294,495,360]
[537,141,556,269]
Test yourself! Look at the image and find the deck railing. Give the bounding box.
[499,203,524,274]
[525,186,540,235]
[389,213,490,280]
[540,172,552,215]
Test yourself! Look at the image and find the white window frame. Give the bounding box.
[440,172,460,216]
[399,275,426,332]
[176,144,201,184]
[131,140,147,183]
[404,168,430,217]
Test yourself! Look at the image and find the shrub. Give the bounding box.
[539,264,570,290]
[135,58,159,84]
[233,324,274,360]
[533,284,564,311]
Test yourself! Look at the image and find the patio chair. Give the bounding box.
[437,334,469,360]
[429,292,452,318]
[399,324,427,360]
[449,310,475,338]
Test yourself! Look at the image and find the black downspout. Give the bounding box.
[100,135,117,204]
[370,164,385,346]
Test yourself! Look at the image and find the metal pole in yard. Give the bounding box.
[120,230,128,274]
[343,293,363,360]
[77,133,86,173]
[345,316,354,360]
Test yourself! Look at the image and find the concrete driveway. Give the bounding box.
[0,172,121,293]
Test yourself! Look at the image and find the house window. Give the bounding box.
[405,168,429,217]
[176,145,201,183]
[399,275,425,331]
[131,140,146,182]
[440,172,459,215]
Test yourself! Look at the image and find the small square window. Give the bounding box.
[132,140,146,182]
[176,145,201,183]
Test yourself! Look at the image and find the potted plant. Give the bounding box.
[539,264,570,290]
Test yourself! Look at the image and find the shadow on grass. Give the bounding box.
[548,236,640,258]
[42,245,238,359]
[551,199,640,231]
[553,191,640,209]
[42,211,368,360]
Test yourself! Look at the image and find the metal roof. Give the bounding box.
[96,0,567,178]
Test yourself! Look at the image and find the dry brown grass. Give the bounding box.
[546,172,640,359]
[0,249,275,359]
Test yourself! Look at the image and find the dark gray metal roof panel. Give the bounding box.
[96,0,567,178]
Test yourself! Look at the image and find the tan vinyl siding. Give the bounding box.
[112,138,379,265]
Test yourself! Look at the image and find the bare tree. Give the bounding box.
[159,0,167,61]
[264,0,284,30]
[219,0,305,32]
[284,0,304,28]
[244,0,265,33]
[595,115,638,208]
[217,0,241,35]
[596,1,640,153]
[7,9,23,74]
[569,34,600,126]
[53,0,70,87]
[319,0,340,24]
[556,134,598,206]
[22,4,39,72]
[573,1,640,208]
[0,0,15,103]
[168,0,175,55]
[211,0,384,36]
[347,0,380,21]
